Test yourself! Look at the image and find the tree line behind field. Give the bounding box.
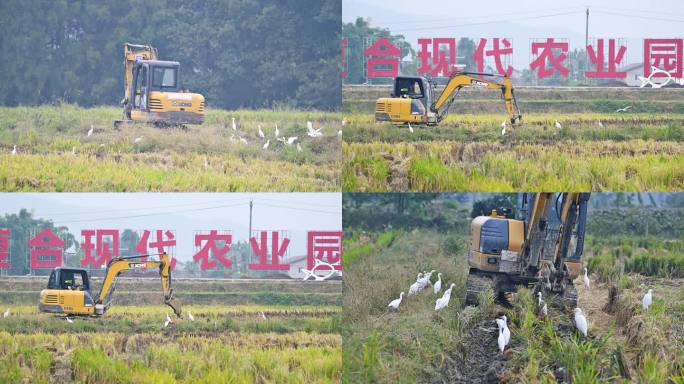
[0,0,340,110]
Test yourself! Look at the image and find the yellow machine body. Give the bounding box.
[375,72,522,126]
[120,43,204,126]
[39,253,181,317]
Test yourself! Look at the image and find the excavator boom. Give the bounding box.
[97,252,182,317]
[431,72,522,125]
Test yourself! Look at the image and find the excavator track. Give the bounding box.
[464,273,495,306]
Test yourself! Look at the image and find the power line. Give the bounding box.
[360,6,584,27]
[35,196,253,217]
[253,195,341,208]
[386,10,585,33]
[256,202,341,215]
[592,10,684,24]
[51,201,250,224]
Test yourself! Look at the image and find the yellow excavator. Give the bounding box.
[465,193,591,307]
[375,71,522,126]
[38,252,182,317]
[115,43,205,128]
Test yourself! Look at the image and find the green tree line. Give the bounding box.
[0,0,341,110]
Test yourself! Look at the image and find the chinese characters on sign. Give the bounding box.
[363,37,401,78]
[1,229,342,273]
[348,36,684,81]
[28,228,64,269]
[0,229,9,268]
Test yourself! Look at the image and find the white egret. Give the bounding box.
[583,268,590,289]
[263,140,270,150]
[341,118,347,126]
[3,308,9,318]
[574,308,588,337]
[260,311,267,320]
[275,124,279,137]
[498,326,506,353]
[408,281,421,296]
[555,120,562,130]
[258,125,265,138]
[433,272,443,294]
[286,136,298,145]
[231,117,237,131]
[597,120,603,127]
[337,130,342,137]
[11,145,16,156]
[615,106,631,113]
[188,312,195,321]
[164,313,172,327]
[537,292,543,307]
[501,315,510,345]
[66,317,74,324]
[87,125,94,137]
[134,136,144,143]
[388,292,404,310]
[501,121,506,136]
[642,289,653,311]
[203,156,208,170]
[408,122,413,133]
[542,303,548,316]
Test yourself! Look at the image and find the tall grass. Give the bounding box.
[0,105,342,191]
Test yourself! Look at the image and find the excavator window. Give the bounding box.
[394,78,424,99]
[49,269,90,292]
[151,66,178,90]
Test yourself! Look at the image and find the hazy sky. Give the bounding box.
[343,0,684,68]
[0,193,341,261]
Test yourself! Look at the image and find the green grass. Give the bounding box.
[342,230,469,383]
[344,140,684,191]
[0,105,342,191]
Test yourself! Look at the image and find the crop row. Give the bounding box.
[343,140,684,192]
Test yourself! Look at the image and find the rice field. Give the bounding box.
[342,229,684,383]
[0,277,342,383]
[342,86,684,191]
[0,105,342,192]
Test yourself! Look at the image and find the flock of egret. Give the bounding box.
[499,105,631,136]
[8,118,342,156]
[387,270,457,312]
[386,266,657,355]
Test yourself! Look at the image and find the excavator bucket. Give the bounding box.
[165,297,182,318]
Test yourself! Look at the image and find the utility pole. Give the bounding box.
[248,199,253,241]
[585,7,590,84]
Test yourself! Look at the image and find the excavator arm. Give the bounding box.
[431,72,522,125]
[96,252,182,317]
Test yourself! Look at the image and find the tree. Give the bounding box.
[0,209,76,275]
[471,194,517,218]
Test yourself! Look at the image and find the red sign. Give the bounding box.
[0,229,9,268]
[28,228,64,269]
[363,37,401,78]
[530,38,569,78]
[585,38,627,78]
[81,229,119,268]
[136,229,177,269]
[341,37,347,79]
[418,38,457,77]
[307,231,342,271]
[249,230,290,270]
[474,38,514,76]
[194,230,232,270]
[644,38,683,78]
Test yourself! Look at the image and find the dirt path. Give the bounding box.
[441,307,508,384]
